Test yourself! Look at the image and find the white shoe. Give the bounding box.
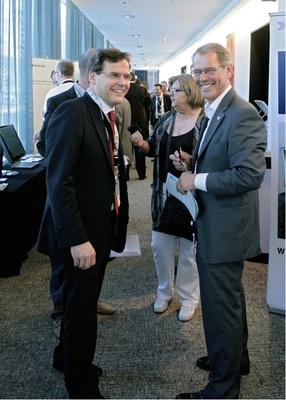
[178,306,195,322]
[153,297,170,313]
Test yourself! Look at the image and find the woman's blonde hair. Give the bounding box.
[168,74,204,108]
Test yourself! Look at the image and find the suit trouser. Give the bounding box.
[49,246,108,320]
[151,230,200,307]
[197,253,248,399]
[134,127,149,179]
[53,247,110,398]
[54,214,116,397]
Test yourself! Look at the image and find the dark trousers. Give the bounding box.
[134,127,149,180]
[197,253,248,399]
[53,214,117,398]
[134,146,146,179]
[50,255,65,320]
[53,246,110,398]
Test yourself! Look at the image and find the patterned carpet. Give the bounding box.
[0,159,285,399]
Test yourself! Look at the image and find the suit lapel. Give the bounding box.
[83,93,113,169]
[197,88,236,160]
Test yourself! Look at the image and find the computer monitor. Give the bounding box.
[0,124,26,165]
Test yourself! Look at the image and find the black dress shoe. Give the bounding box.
[53,357,103,377]
[175,391,204,399]
[69,388,104,399]
[196,355,250,375]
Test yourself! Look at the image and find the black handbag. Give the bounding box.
[156,113,196,241]
[157,193,196,241]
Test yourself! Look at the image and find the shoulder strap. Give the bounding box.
[164,112,176,172]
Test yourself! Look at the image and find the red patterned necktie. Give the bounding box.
[108,110,119,214]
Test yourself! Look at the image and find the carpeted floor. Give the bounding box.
[0,159,285,399]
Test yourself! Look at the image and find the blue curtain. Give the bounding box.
[65,0,111,61]
[32,0,61,59]
[0,0,112,153]
[0,0,34,152]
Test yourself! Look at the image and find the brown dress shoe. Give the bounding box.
[97,301,116,315]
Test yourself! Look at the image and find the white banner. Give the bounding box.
[32,58,59,133]
[266,12,285,315]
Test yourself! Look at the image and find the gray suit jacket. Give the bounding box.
[193,88,267,263]
[115,97,134,163]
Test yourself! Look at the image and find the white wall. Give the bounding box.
[159,0,279,100]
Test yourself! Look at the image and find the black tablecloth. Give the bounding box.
[0,162,46,277]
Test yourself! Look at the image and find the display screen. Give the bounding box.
[0,125,26,165]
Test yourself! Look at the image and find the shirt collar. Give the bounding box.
[86,87,114,116]
[205,85,232,120]
[60,79,74,85]
[74,81,85,97]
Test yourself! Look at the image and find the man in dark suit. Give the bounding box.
[35,49,117,342]
[150,83,172,129]
[175,43,267,399]
[125,71,151,179]
[37,48,130,399]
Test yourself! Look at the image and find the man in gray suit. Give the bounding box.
[175,43,267,399]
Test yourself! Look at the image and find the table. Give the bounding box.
[0,161,46,277]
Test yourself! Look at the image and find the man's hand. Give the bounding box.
[176,172,196,194]
[169,150,191,171]
[71,241,96,270]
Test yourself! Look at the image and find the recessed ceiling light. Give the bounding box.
[132,34,140,37]
[124,15,135,18]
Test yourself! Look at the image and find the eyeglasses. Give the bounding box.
[170,88,186,95]
[99,71,131,81]
[191,65,224,78]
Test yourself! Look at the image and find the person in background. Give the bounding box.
[36,48,130,399]
[115,97,134,180]
[50,69,59,86]
[150,83,172,129]
[175,42,267,399]
[35,49,117,341]
[131,74,204,322]
[161,80,171,95]
[125,71,151,180]
[42,59,75,115]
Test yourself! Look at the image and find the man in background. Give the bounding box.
[150,83,171,129]
[161,80,171,95]
[115,97,134,180]
[125,71,151,180]
[42,59,75,115]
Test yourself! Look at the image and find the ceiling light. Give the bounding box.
[124,15,135,18]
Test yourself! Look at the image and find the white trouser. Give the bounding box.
[151,230,200,307]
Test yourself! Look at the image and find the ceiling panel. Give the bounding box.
[72,0,243,69]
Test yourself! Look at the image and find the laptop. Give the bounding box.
[0,124,41,169]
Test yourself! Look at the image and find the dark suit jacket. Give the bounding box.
[37,92,129,257]
[193,88,267,263]
[150,94,172,127]
[125,83,151,136]
[37,86,77,157]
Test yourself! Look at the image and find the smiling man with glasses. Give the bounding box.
[176,42,267,399]
[37,48,130,399]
